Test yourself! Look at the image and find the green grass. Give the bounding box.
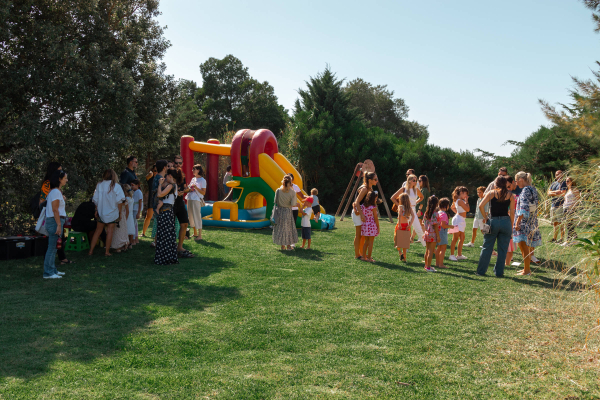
[1,218,599,399]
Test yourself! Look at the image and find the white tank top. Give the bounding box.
[455,199,466,214]
[407,188,418,206]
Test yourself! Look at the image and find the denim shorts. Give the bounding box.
[437,229,448,246]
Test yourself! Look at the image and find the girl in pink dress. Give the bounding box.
[360,191,380,263]
[422,196,440,272]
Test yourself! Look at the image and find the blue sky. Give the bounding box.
[156,0,600,157]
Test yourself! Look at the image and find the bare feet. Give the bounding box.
[104,253,112,257]
[437,264,448,269]
[516,269,531,276]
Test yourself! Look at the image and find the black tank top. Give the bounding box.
[490,193,510,217]
[356,185,369,206]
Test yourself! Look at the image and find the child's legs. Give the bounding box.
[366,237,374,258]
[450,233,459,255]
[354,226,362,257]
[302,239,307,247]
[505,251,513,266]
[426,242,436,266]
[470,227,477,243]
[436,244,447,265]
[457,232,465,255]
[362,236,370,258]
[307,239,311,248]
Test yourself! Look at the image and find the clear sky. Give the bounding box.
[156,0,600,157]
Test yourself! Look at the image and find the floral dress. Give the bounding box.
[513,185,542,247]
[360,205,379,237]
[423,213,439,243]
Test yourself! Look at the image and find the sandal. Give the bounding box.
[60,259,75,265]
[178,251,194,258]
[355,256,363,260]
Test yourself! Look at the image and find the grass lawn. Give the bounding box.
[1,217,599,399]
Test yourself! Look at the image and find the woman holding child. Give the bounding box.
[475,176,515,277]
[154,169,179,265]
[272,175,298,250]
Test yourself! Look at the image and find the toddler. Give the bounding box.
[131,180,143,244]
[449,186,470,261]
[422,196,440,272]
[123,184,136,248]
[465,186,488,247]
[310,188,321,220]
[394,193,416,262]
[300,197,314,249]
[360,191,380,263]
[435,197,454,269]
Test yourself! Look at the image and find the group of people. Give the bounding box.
[41,155,209,278]
[350,167,579,276]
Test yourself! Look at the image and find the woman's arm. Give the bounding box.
[146,171,154,180]
[509,195,515,227]
[416,188,424,205]
[451,203,457,213]
[460,198,470,212]
[157,183,172,197]
[353,187,369,217]
[52,199,61,235]
[479,192,494,222]
[390,187,404,205]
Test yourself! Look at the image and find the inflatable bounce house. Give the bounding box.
[180,129,335,230]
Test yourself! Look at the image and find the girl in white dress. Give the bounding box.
[123,184,137,248]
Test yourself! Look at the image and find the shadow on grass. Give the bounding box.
[195,239,226,249]
[281,248,329,261]
[0,248,240,380]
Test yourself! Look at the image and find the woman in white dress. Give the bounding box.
[391,174,426,247]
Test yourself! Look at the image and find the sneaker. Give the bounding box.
[424,266,436,272]
[456,255,468,260]
[479,245,483,249]
[449,255,458,261]
[531,256,539,263]
[43,274,62,279]
[56,271,65,276]
[464,243,475,248]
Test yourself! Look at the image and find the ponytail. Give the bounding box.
[363,172,376,187]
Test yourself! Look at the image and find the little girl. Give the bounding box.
[435,197,454,269]
[395,193,416,262]
[422,196,440,272]
[360,191,380,263]
[123,184,136,249]
[449,186,470,261]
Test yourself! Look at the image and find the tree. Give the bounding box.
[195,55,288,139]
[0,0,173,233]
[343,78,429,141]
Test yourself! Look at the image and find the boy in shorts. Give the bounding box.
[300,197,314,249]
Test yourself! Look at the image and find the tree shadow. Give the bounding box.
[282,248,329,261]
[195,239,225,249]
[0,248,240,380]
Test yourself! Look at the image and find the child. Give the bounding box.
[465,186,488,247]
[223,165,232,198]
[449,186,470,261]
[360,191,380,263]
[435,197,454,269]
[422,196,440,272]
[300,197,314,249]
[131,179,143,245]
[154,177,168,215]
[123,184,136,249]
[111,184,131,252]
[310,188,321,220]
[395,193,416,262]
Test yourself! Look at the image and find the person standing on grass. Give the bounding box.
[300,197,314,249]
[89,169,125,257]
[42,170,68,279]
[110,184,130,253]
[154,169,180,265]
[504,177,518,266]
[352,172,378,260]
[149,160,168,247]
[288,173,304,227]
[131,180,143,245]
[272,175,298,250]
[548,170,567,243]
[422,196,440,272]
[465,186,489,248]
[187,164,206,241]
[484,167,509,194]
[360,191,380,263]
[120,155,138,185]
[401,169,420,190]
[173,167,194,258]
[435,197,454,269]
[142,165,157,237]
[449,186,469,261]
[394,193,416,262]
[562,177,580,246]
[391,174,426,247]
[415,175,430,240]
[476,176,515,277]
[513,172,541,276]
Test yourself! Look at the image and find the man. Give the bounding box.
[120,155,138,185]
[174,155,183,169]
[484,167,508,194]
[401,169,420,189]
[548,170,567,243]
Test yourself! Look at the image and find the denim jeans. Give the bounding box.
[477,216,512,277]
[43,217,64,277]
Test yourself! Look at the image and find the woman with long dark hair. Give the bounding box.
[352,172,378,259]
[42,170,69,279]
[187,164,206,241]
[154,169,180,264]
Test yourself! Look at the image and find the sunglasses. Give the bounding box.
[175,161,183,165]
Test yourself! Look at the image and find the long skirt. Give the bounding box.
[111,209,130,249]
[272,207,298,246]
[154,210,179,265]
[188,199,203,229]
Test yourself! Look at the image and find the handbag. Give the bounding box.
[35,207,49,236]
[271,189,280,225]
[481,221,491,234]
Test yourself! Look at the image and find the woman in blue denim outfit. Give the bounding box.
[476,176,515,277]
[43,170,69,279]
[513,171,542,276]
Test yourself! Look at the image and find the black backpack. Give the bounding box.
[30,191,45,219]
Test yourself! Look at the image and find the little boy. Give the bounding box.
[300,197,314,249]
[465,186,488,247]
[310,188,320,220]
[131,179,143,244]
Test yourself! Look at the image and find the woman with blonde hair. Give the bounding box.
[89,169,125,256]
[391,174,426,247]
[513,171,541,275]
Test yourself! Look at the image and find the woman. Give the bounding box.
[154,170,180,264]
[174,168,194,258]
[272,175,298,250]
[40,162,73,265]
[513,171,542,276]
[391,174,426,247]
[475,176,515,277]
[142,164,157,237]
[352,172,378,259]
[42,170,69,279]
[415,175,430,240]
[187,164,206,241]
[562,177,580,245]
[504,176,518,266]
[89,170,125,256]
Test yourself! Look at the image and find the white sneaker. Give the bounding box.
[479,245,483,248]
[464,243,475,248]
[43,274,62,279]
[456,255,468,260]
[449,255,457,261]
[56,271,65,276]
